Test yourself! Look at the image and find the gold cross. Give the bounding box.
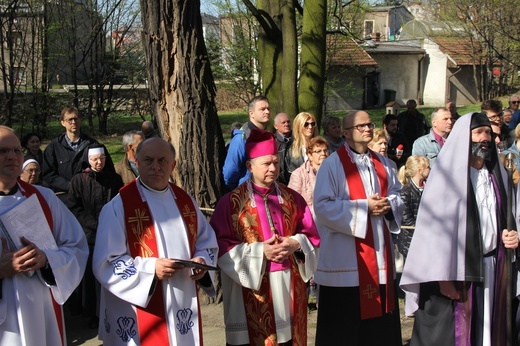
[182,204,197,224]
[363,284,377,299]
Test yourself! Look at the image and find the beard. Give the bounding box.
[471,141,492,159]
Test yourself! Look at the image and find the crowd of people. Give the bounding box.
[1,94,520,345]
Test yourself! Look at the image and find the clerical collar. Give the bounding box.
[349,146,369,155]
[0,183,19,196]
[139,179,169,193]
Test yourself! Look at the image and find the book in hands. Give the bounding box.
[170,259,219,271]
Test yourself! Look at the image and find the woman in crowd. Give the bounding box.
[21,132,43,163]
[368,128,397,173]
[322,116,345,153]
[67,144,124,328]
[288,136,329,213]
[396,155,430,259]
[19,159,41,185]
[285,112,319,177]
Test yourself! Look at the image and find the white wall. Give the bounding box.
[421,39,448,106]
[372,54,422,105]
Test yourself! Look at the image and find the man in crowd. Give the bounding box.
[401,113,519,345]
[507,94,520,130]
[482,99,513,151]
[114,130,144,184]
[223,95,271,189]
[273,113,292,184]
[412,107,453,167]
[43,106,108,202]
[384,113,410,168]
[397,99,430,146]
[0,126,88,344]
[93,137,218,345]
[313,111,404,345]
[211,129,320,345]
[141,120,160,139]
[446,101,460,122]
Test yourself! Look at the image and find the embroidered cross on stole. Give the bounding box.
[229,183,307,346]
[18,179,66,346]
[337,146,395,319]
[120,180,200,346]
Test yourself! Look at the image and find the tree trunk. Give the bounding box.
[139,0,226,208]
[299,0,327,125]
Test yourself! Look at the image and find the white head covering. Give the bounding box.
[22,159,39,170]
[88,147,105,157]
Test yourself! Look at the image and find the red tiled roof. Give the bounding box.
[328,36,378,67]
[433,37,482,67]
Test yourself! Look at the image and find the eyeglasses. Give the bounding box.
[304,121,316,128]
[488,112,503,121]
[346,122,376,131]
[64,117,80,124]
[23,168,41,175]
[512,101,520,105]
[0,148,23,156]
[312,149,330,154]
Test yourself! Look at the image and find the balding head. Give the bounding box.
[342,111,373,153]
[0,126,24,188]
[136,138,176,190]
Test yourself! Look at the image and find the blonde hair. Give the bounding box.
[368,128,388,149]
[398,155,429,185]
[291,112,318,158]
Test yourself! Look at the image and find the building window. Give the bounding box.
[11,67,26,85]
[364,20,374,38]
[10,31,23,50]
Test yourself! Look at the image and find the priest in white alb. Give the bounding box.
[0,125,88,345]
[210,129,320,346]
[93,137,218,346]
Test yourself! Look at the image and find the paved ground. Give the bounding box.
[66,299,413,345]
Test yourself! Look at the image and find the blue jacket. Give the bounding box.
[412,130,442,167]
[223,121,260,189]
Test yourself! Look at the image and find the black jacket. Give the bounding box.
[42,133,100,193]
[67,168,123,244]
[397,181,423,257]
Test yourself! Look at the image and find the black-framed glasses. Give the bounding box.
[346,122,375,131]
[64,117,80,124]
[304,121,316,128]
[512,101,520,105]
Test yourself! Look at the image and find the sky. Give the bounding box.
[200,3,218,15]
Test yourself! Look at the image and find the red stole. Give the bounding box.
[17,180,65,346]
[229,183,307,346]
[337,146,395,319]
[120,180,200,346]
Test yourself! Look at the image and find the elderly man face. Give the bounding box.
[0,128,24,182]
[246,154,280,188]
[509,95,520,112]
[137,138,176,190]
[273,113,291,137]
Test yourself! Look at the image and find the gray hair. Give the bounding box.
[122,130,144,151]
[431,107,449,121]
[509,94,520,102]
